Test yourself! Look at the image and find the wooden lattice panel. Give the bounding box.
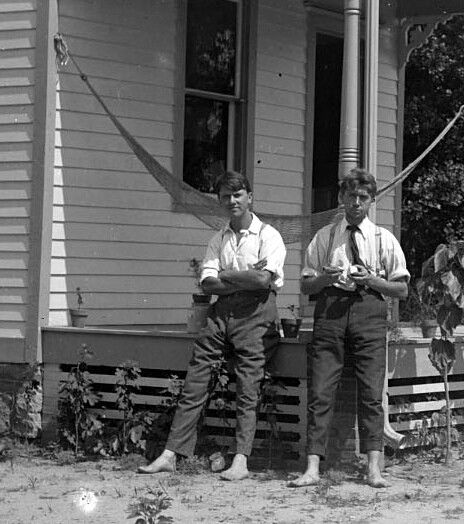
[49,364,308,464]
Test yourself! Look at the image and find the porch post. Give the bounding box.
[364,0,379,220]
[338,0,361,179]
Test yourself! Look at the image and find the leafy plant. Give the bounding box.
[286,304,300,319]
[114,360,141,453]
[417,241,464,463]
[58,344,103,456]
[197,357,230,446]
[419,241,464,335]
[189,258,203,292]
[403,284,438,323]
[402,15,464,280]
[126,485,173,523]
[8,362,41,438]
[75,287,84,310]
[258,372,289,469]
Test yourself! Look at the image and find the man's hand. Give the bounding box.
[321,265,343,286]
[349,265,374,286]
[253,258,267,271]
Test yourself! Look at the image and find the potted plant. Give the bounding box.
[281,305,302,338]
[187,258,211,333]
[69,287,88,327]
[189,258,211,304]
[402,284,438,338]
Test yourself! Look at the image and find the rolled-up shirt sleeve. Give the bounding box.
[200,231,222,282]
[383,233,410,283]
[301,229,327,278]
[259,226,286,287]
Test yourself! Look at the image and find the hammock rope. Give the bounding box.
[53,34,464,244]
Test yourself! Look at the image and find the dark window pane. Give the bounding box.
[183,95,228,193]
[312,34,343,212]
[186,0,237,95]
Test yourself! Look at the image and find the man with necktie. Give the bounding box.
[289,168,409,488]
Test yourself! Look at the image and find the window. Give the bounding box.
[183,0,245,193]
[312,33,343,213]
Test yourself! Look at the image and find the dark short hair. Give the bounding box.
[339,168,377,199]
[215,170,252,195]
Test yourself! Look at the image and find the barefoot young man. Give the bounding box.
[288,168,409,489]
[139,171,286,480]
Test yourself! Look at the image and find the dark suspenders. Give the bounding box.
[325,221,383,275]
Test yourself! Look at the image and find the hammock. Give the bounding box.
[53,34,464,245]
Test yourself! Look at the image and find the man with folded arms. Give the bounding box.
[139,171,286,481]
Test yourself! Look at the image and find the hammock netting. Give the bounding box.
[54,34,464,245]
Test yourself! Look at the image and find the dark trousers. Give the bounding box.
[166,289,280,457]
[307,287,387,458]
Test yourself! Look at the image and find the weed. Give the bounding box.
[25,475,38,490]
[126,484,173,523]
[104,360,145,455]
[258,372,289,469]
[58,343,103,457]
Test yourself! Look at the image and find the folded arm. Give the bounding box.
[202,267,272,296]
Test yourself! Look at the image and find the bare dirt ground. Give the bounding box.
[1,446,464,523]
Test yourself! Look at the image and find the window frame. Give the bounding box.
[172,0,257,212]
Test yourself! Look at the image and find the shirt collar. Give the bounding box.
[341,216,373,239]
[225,213,261,236]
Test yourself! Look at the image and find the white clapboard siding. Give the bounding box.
[54,0,210,326]
[0,2,35,351]
[375,28,400,229]
[254,0,307,320]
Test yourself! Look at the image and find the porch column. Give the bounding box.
[364,0,379,221]
[338,0,361,179]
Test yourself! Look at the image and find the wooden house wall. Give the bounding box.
[51,0,401,329]
[52,0,216,328]
[0,1,36,352]
[376,26,401,232]
[51,0,307,328]
[254,0,307,309]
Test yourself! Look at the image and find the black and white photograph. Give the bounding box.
[1,0,464,522]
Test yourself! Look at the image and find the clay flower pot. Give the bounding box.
[420,319,438,338]
[69,308,88,328]
[192,293,211,304]
[281,317,302,338]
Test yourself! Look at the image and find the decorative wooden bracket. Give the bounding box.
[399,14,456,66]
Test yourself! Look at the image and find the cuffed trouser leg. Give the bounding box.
[228,291,280,456]
[349,291,387,453]
[166,290,280,458]
[306,291,348,458]
[165,312,226,457]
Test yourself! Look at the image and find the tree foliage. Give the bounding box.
[402,15,464,280]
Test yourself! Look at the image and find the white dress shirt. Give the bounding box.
[302,217,410,292]
[201,213,286,290]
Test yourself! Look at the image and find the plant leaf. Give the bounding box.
[428,338,456,376]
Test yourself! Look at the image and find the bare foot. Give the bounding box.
[367,474,391,488]
[219,454,249,481]
[287,473,320,488]
[137,451,176,474]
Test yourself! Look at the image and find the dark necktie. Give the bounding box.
[346,225,365,267]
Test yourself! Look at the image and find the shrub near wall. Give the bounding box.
[0,364,42,439]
